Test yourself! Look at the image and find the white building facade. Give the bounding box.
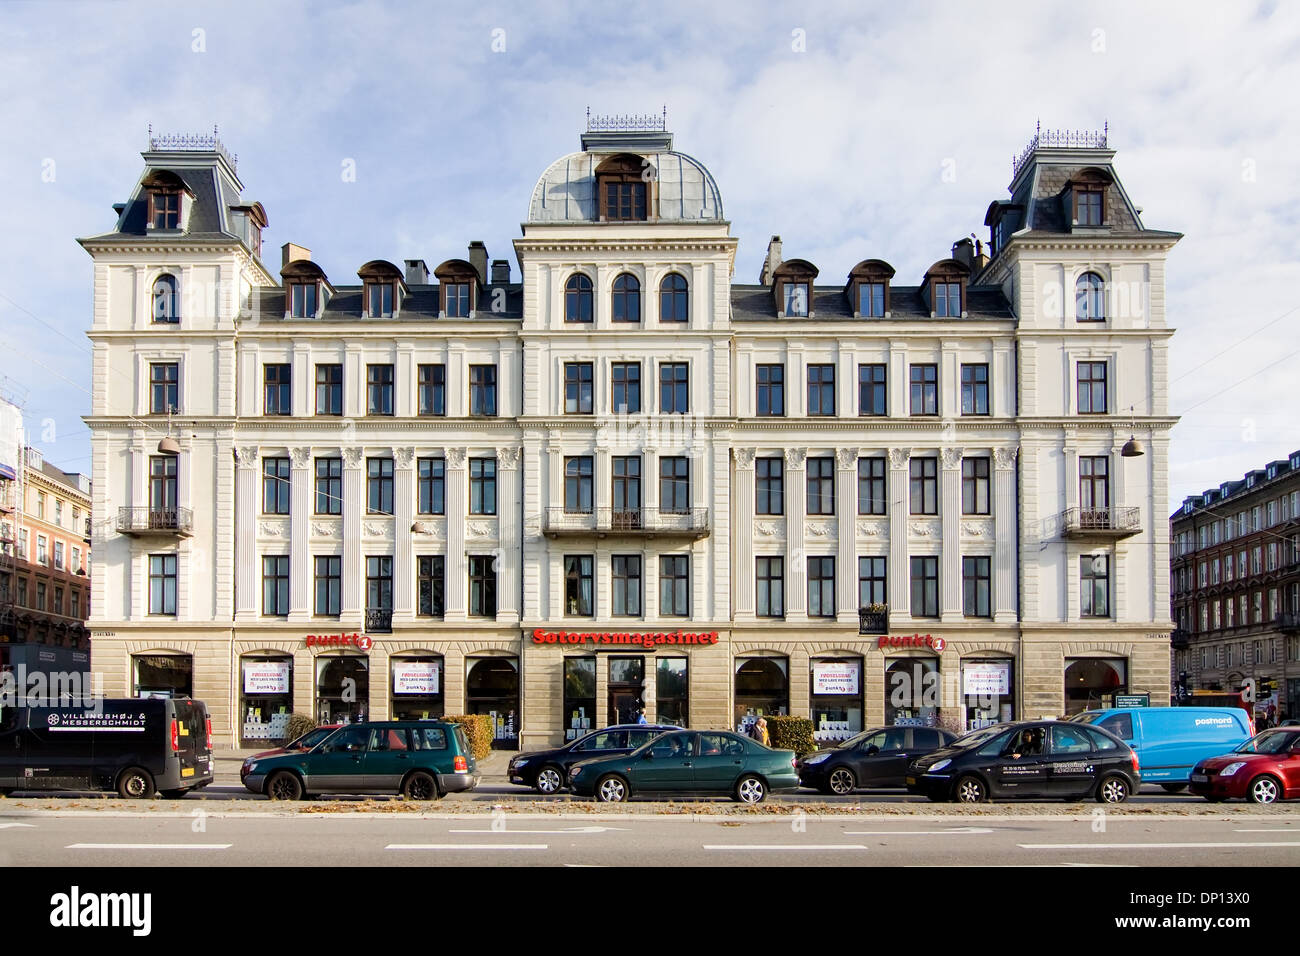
[82,124,1178,748]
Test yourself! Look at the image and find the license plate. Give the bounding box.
[906,776,917,785]
[181,768,195,778]
[1190,774,1208,783]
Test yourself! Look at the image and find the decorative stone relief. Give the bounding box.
[498,446,521,470]
[363,522,390,537]
[342,447,364,468]
[467,520,495,537]
[234,445,259,466]
[445,447,467,469]
[836,447,859,471]
[754,521,780,536]
[784,447,807,469]
[393,447,415,469]
[857,520,885,536]
[994,446,1017,470]
[806,520,834,537]
[290,447,312,469]
[311,522,338,537]
[734,447,756,471]
[888,448,910,470]
[941,447,962,470]
[962,521,991,537]
[258,521,288,537]
[910,521,940,537]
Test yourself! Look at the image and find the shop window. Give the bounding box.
[810,658,862,744]
[1063,658,1127,716]
[391,655,444,720]
[316,655,370,724]
[466,657,519,749]
[961,658,1013,730]
[885,657,939,726]
[608,657,645,726]
[734,657,789,732]
[657,657,688,727]
[563,656,596,741]
[241,656,294,744]
[134,653,192,698]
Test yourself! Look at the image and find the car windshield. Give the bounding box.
[1065,712,1100,723]
[950,725,1009,749]
[290,728,333,750]
[835,730,877,750]
[1235,730,1300,755]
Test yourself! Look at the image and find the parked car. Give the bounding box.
[1069,706,1252,789]
[239,724,340,784]
[567,729,798,804]
[798,725,957,794]
[508,724,683,794]
[906,720,1140,803]
[241,721,478,800]
[1189,727,1300,804]
[0,697,214,798]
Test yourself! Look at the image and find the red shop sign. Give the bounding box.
[532,628,720,647]
[877,633,946,652]
[306,633,374,651]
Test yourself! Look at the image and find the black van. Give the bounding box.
[0,698,214,798]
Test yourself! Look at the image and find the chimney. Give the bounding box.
[491,259,511,284]
[951,237,975,270]
[468,241,488,286]
[404,259,430,286]
[971,239,989,275]
[282,242,311,267]
[759,235,783,286]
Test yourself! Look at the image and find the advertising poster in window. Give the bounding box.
[812,661,860,696]
[393,661,440,695]
[243,660,291,695]
[962,662,1011,696]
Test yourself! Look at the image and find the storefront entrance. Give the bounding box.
[134,653,193,699]
[316,654,369,724]
[467,657,520,750]
[607,656,644,726]
[809,657,863,744]
[1064,658,1127,715]
[961,658,1014,730]
[734,656,788,734]
[884,657,939,726]
[241,655,294,744]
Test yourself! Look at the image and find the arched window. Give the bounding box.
[152,274,179,323]
[1075,272,1106,322]
[659,273,689,323]
[611,273,641,323]
[565,274,593,323]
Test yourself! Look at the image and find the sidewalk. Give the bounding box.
[214,747,513,787]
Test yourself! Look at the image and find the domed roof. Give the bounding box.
[528,148,724,223]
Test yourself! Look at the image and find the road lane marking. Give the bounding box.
[1019,841,1300,849]
[703,844,867,851]
[449,826,628,834]
[65,842,231,853]
[0,823,36,829]
[386,844,548,850]
[844,828,995,835]
[1235,828,1299,832]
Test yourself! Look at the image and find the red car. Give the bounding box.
[239,725,340,782]
[1189,727,1300,804]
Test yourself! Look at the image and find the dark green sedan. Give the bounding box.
[566,729,798,803]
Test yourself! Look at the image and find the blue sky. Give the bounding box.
[1,0,1297,514]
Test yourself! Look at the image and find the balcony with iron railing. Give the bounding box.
[858,607,889,635]
[1059,506,1141,540]
[542,506,710,539]
[365,607,393,634]
[116,507,194,537]
[1170,628,1191,650]
[1276,613,1300,634]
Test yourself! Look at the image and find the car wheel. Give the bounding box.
[1160,783,1188,794]
[402,771,441,801]
[1096,775,1130,804]
[735,775,767,804]
[1247,774,1282,805]
[954,775,987,804]
[159,789,189,799]
[827,767,857,795]
[266,771,304,801]
[596,774,629,803]
[534,766,565,795]
[116,766,156,799]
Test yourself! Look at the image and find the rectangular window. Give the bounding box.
[909,364,938,416]
[611,362,641,413]
[35,581,46,610]
[151,190,180,229]
[783,282,809,316]
[150,362,179,414]
[858,282,886,317]
[368,282,394,318]
[656,657,689,727]
[366,556,393,612]
[612,555,642,617]
[37,536,47,565]
[659,555,689,616]
[417,364,446,416]
[612,457,641,521]
[858,556,887,608]
[264,364,291,415]
[470,459,497,515]
[858,364,887,416]
[148,554,177,615]
[443,282,470,318]
[469,555,497,617]
[961,458,991,515]
[418,555,445,617]
[807,364,836,416]
[960,364,989,416]
[564,555,595,616]
[71,591,79,618]
[756,457,784,516]
[604,181,647,221]
[808,556,835,618]
[53,586,64,615]
[314,458,342,515]
[53,541,64,570]
[755,364,785,416]
[262,457,291,515]
[857,458,886,516]
[659,457,690,515]
[315,364,343,415]
[1076,188,1103,226]
[290,283,317,318]
[806,457,835,516]
[469,365,497,417]
[659,363,688,414]
[962,556,991,618]
[314,556,341,616]
[149,455,178,512]
[910,556,939,617]
[564,362,594,414]
[909,457,938,515]
[417,458,445,515]
[367,458,395,515]
[1252,546,1263,575]
[1081,555,1110,617]
[1080,456,1110,512]
[757,556,785,618]
[365,364,394,416]
[934,281,962,317]
[1077,361,1108,414]
[564,457,594,514]
[262,555,290,616]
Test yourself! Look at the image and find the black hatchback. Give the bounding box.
[508,724,683,794]
[906,720,1141,803]
[797,725,957,794]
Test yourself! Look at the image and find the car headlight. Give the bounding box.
[569,767,582,778]
[245,762,257,773]
[513,758,528,768]
[928,759,951,773]
[1220,762,1246,777]
[804,752,830,765]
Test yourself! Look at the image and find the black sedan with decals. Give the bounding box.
[905,720,1141,803]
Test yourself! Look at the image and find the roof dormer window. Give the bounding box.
[1065,168,1113,229]
[923,260,970,318]
[846,260,895,318]
[141,170,192,232]
[433,259,478,318]
[358,260,408,319]
[289,282,318,318]
[444,283,470,317]
[770,259,819,318]
[595,153,651,222]
[368,283,394,318]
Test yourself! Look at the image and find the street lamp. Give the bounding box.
[1120,405,1144,458]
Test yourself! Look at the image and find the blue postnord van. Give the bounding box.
[1070,707,1252,785]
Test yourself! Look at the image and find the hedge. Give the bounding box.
[766,715,816,756]
[283,713,317,743]
[443,714,495,761]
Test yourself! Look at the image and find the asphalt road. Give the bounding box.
[3,811,1300,866]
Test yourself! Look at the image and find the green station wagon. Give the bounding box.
[567,729,799,803]
[241,721,479,800]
